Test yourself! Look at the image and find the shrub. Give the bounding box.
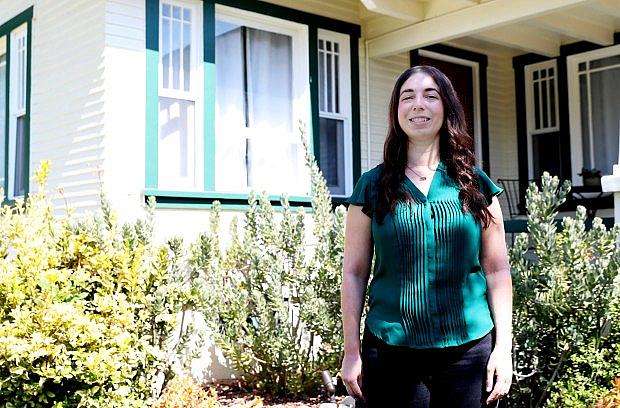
[508,172,620,407]
[152,375,219,408]
[193,127,345,396]
[595,378,620,408]
[0,161,206,407]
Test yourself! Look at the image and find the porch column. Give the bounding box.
[601,165,620,224]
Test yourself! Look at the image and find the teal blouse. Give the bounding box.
[347,162,503,349]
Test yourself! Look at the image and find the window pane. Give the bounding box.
[326,52,332,112]
[13,115,26,197]
[183,20,191,91]
[533,81,540,130]
[158,97,195,187]
[541,78,548,128]
[162,18,170,88]
[590,55,620,70]
[0,53,5,189]
[318,49,325,111]
[335,53,339,114]
[319,117,345,195]
[172,19,181,90]
[579,74,591,170]
[549,77,556,127]
[246,28,292,131]
[589,66,620,175]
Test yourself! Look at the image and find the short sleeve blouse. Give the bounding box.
[346,162,503,348]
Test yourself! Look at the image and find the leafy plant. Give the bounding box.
[194,125,346,396]
[152,375,220,408]
[508,172,620,407]
[0,161,207,407]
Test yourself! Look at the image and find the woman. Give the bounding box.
[341,66,512,407]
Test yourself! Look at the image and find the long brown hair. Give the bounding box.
[376,65,493,227]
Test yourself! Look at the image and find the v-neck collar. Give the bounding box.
[404,161,445,202]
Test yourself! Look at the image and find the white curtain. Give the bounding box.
[589,66,620,175]
[215,23,298,194]
[579,56,620,176]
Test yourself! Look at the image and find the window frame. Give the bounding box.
[567,44,620,185]
[0,8,32,204]
[144,0,361,207]
[213,5,311,195]
[157,0,204,191]
[524,59,559,180]
[317,28,352,197]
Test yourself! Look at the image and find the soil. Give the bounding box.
[214,383,346,408]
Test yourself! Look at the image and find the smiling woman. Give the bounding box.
[340,66,513,408]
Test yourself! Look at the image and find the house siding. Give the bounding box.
[102,0,147,222]
[363,51,410,172]
[0,0,107,212]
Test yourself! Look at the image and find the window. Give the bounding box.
[525,61,558,134]
[158,1,203,190]
[0,10,31,202]
[524,60,559,179]
[146,0,359,202]
[568,45,620,182]
[214,7,309,195]
[318,29,352,197]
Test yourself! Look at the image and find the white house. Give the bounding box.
[1,0,620,381]
[1,0,620,232]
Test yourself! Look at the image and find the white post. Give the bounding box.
[601,120,620,224]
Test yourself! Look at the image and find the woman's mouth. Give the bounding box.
[409,117,430,124]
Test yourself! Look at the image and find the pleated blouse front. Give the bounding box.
[347,162,503,349]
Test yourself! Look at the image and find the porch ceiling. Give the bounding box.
[362,0,620,58]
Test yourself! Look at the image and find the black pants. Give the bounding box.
[359,329,493,408]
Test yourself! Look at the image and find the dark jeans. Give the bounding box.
[359,329,493,408]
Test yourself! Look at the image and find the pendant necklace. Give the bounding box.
[406,164,437,181]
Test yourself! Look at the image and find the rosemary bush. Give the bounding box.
[508,172,620,407]
[194,129,345,396]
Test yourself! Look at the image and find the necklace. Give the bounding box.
[406,163,438,181]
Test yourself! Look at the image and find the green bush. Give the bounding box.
[0,161,206,407]
[194,128,345,396]
[508,172,620,407]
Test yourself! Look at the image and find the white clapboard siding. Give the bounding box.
[2,0,108,213]
[364,52,410,172]
[101,0,147,223]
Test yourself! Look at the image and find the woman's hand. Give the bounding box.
[341,352,364,401]
[485,346,512,405]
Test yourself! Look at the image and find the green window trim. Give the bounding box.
[0,7,33,205]
[144,0,361,205]
[144,188,347,210]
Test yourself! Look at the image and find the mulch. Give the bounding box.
[213,383,341,407]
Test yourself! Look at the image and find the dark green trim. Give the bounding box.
[350,34,361,183]
[3,31,8,198]
[512,53,550,208]
[0,7,33,37]
[410,45,490,173]
[309,26,320,161]
[23,15,32,198]
[145,188,313,208]
[203,1,215,64]
[203,1,216,190]
[214,0,361,37]
[145,0,159,188]
[0,7,33,202]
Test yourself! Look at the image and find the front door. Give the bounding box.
[413,50,482,163]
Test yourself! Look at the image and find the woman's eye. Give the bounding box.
[425,94,438,100]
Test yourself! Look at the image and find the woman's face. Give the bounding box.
[397,72,444,142]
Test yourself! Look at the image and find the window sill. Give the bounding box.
[144,188,313,210]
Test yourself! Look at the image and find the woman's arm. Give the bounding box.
[341,205,373,401]
[480,196,513,405]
